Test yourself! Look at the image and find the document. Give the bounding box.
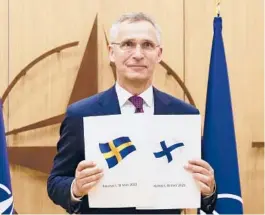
[84,115,201,209]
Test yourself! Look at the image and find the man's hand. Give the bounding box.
[72,160,104,198]
[184,159,215,197]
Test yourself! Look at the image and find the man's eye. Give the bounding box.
[122,41,134,47]
[143,42,154,48]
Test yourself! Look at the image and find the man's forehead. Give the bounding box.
[116,21,158,42]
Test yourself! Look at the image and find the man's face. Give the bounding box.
[109,21,162,85]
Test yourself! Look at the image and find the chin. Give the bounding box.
[126,75,150,84]
[126,69,148,78]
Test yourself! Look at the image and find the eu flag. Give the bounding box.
[99,136,136,169]
[0,99,14,214]
[201,17,243,214]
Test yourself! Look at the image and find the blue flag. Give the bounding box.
[201,17,243,214]
[0,99,14,214]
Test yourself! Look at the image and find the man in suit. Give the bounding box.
[47,12,217,214]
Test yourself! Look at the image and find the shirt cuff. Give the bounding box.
[70,179,83,202]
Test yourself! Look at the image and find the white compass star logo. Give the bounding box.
[0,184,14,214]
[200,193,243,215]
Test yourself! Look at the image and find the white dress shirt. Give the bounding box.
[115,82,154,115]
[71,83,154,201]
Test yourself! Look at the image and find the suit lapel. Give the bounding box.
[97,85,121,115]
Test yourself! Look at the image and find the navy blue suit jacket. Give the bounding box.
[47,86,217,214]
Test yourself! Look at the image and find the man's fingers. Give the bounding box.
[74,171,103,196]
[188,159,214,173]
[77,166,103,179]
[76,160,96,172]
[79,172,104,186]
[196,181,211,195]
[192,173,213,186]
[184,163,211,176]
[82,180,100,193]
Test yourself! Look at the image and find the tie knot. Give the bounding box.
[129,96,144,113]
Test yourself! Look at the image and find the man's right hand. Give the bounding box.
[72,160,104,198]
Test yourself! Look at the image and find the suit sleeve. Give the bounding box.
[47,115,85,213]
[200,185,217,213]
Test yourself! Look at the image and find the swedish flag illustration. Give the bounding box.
[99,137,136,169]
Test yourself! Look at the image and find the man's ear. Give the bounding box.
[108,45,115,63]
[157,47,163,63]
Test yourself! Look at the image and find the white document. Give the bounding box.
[84,115,201,209]
[136,116,201,209]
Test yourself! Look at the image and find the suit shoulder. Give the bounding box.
[66,91,105,117]
[160,90,199,114]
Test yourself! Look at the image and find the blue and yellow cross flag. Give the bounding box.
[99,137,136,169]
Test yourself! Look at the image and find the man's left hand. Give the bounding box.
[184,159,215,197]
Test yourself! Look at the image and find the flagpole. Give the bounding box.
[216,0,221,17]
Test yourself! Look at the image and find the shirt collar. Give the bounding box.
[115,82,154,107]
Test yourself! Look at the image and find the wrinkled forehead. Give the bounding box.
[115,21,158,43]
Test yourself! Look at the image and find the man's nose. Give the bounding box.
[132,45,144,60]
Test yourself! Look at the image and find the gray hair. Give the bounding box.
[109,12,162,45]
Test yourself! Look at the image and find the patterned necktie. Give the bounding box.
[129,95,144,113]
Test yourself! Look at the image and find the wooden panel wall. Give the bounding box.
[184,0,264,214]
[0,0,8,96]
[0,0,263,213]
[7,0,99,213]
[0,0,8,125]
[8,0,99,131]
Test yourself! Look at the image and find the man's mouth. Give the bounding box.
[127,65,147,68]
